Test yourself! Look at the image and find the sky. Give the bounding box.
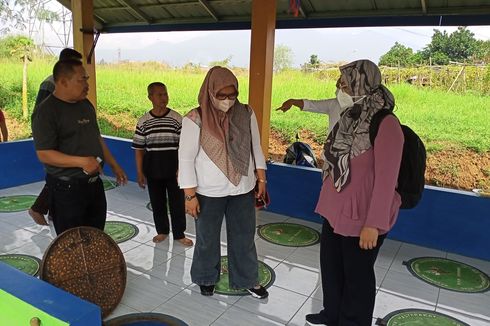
[17,1,490,68]
[90,26,490,68]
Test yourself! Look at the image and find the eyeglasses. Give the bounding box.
[215,93,238,100]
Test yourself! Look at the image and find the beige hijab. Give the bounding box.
[193,66,252,186]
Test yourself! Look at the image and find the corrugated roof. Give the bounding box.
[58,0,490,33]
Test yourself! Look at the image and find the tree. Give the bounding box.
[4,35,34,119]
[379,42,415,67]
[309,54,320,68]
[420,27,480,64]
[209,55,233,68]
[0,1,58,119]
[0,34,31,57]
[474,40,490,63]
[274,44,293,72]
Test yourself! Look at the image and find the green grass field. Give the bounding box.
[1,60,490,152]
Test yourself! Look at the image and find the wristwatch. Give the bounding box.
[185,194,196,201]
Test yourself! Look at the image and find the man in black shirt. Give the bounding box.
[29,48,83,226]
[32,59,127,235]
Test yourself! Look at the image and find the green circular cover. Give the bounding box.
[258,222,320,247]
[215,256,275,295]
[104,221,139,243]
[405,257,490,293]
[379,309,470,326]
[0,195,37,212]
[103,179,118,191]
[0,254,41,276]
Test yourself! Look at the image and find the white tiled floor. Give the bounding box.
[1,181,490,326]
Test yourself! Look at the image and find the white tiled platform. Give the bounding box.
[1,181,490,326]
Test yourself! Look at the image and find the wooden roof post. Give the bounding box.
[248,0,276,156]
[72,0,97,107]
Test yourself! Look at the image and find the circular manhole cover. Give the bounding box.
[405,257,490,293]
[0,195,37,212]
[40,226,126,318]
[215,256,275,295]
[105,312,189,326]
[377,309,470,326]
[0,254,41,276]
[258,223,320,247]
[104,221,139,243]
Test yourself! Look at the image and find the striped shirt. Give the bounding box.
[132,109,182,179]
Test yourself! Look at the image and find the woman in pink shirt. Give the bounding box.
[305,60,404,326]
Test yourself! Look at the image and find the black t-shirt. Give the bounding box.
[32,95,104,178]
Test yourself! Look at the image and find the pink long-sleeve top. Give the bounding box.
[315,115,404,237]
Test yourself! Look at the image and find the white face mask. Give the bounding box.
[336,89,366,111]
[211,96,235,113]
[336,89,354,110]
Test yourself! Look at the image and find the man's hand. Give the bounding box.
[137,171,146,189]
[111,163,128,185]
[359,226,379,250]
[80,157,102,175]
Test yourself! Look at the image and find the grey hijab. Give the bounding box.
[323,60,395,191]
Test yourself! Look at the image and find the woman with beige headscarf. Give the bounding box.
[178,66,268,299]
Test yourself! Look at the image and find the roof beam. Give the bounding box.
[93,14,106,28]
[117,0,153,23]
[302,0,315,12]
[298,6,307,18]
[198,0,219,21]
[302,6,490,18]
[370,0,378,10]
[421,0,427,14]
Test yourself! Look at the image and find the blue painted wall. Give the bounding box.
[1,138,489,261]
[0,140,45,189]
[0,262,101,325]
[392,186,490,261]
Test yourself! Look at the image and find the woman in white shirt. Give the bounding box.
[277,98,342,134]
[178,66,268,299]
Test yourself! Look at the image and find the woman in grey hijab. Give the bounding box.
[283,60,403,326]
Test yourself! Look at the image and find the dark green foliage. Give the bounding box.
[379,42,415,66]
[0,35,34,58]
[380,27,486,67]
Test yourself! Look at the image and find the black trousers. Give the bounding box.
[46,175,107,235]
[31,183,49,215]
[146,177,186,239]
[319,220,386,326]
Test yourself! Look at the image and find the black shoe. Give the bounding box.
[246,285,269,299]
[199,285,215,296]
[305,312,328,325]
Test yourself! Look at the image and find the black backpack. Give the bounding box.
[284,136,318,168]
[369,110,426,209]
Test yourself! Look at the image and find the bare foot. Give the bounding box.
[177,237,194,247]
[152,234,168,243]
[28,209,48,226]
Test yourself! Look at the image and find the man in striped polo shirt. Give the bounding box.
[132,82,193,246]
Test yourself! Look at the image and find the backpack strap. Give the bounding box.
[369,109,395,146]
